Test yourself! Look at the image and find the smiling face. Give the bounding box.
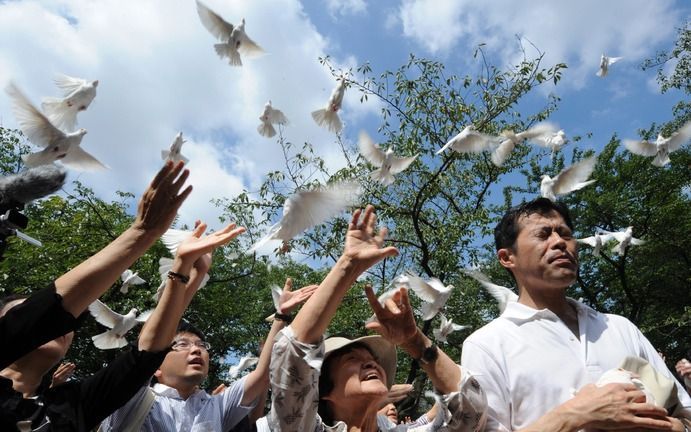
[498,210,578,293]
[321,345,388,408]
[155,331,209,390]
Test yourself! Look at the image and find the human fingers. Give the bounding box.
[365,284,384,313]
[384,297,402,314]
[283,277,293,293]
[364,205,377,235]
[349,208,362,230]
[170,166,190,194]
[150,161,173,189]
[192,222,208,238]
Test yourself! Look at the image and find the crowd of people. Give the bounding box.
[1,161,690,431]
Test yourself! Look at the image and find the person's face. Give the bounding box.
[323,346,388,406]
[378,403,398,423]
[1,299,74,361]
[499,211,578,291]
[155,332,209,387]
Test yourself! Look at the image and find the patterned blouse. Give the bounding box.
[257,327,487,432]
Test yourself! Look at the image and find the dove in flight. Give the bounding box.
[534,129,568,160]
[6,83,106,171]
[596,54,623,77]
[491,123,557,167]
[41,74,98,131]
[436,125,494,155]
[196,1,264,66]
[405,272,454,321]
[162,132,189,164]
[161,228,194,257]
[432,313,469,343]
[153,256,209,302]
[119,269,146,294]
[88,300,152,349]
[364,275,411,324]
[463,269,517,314]
[257,100,288,138]
[228,355,259,380]
[264,283,285,322]
[358,131,418,186]
[312,78,346,133]
[624,121,691,167]
[540,155,597,201]
[249,181,360,254]
[577,232,614,256]
[605,226,645,255]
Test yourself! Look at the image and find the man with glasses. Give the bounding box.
[100,278,316,431]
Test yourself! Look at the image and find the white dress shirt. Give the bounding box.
[461,298,691,431]
[99,376,254,431]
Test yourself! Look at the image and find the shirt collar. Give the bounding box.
[501,297,596,324]
[152,383,208,401]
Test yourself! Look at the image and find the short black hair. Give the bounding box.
[494,198,574,251]
[175,321,206,342]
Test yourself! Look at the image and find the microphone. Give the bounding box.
[0,164,67,212]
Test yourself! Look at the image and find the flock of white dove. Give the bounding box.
[4,2,691,375]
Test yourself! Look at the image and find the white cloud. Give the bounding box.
[326,0,367,17]
[396,0,681,89]
[0,0,378,230]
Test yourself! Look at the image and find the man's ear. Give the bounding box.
[497,248,515,270]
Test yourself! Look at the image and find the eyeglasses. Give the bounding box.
[171,339,211,352]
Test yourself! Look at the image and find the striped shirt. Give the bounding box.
[99,377,254,431]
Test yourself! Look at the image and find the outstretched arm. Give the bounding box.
[55,161,192,317]
[291,205,398,344]
[242,278,317,405]
[138,221,246,352]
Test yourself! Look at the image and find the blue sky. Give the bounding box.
[0,0,688,243]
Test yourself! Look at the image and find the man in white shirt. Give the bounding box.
[461,198,691,431]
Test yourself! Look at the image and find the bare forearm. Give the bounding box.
[138,258,194,352]
[292,255,361,343]
[56,226,158,317]
[243,319,284,404]
[401,329,461,395]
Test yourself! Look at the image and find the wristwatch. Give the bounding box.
[418,343,439,365]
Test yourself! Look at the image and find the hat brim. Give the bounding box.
[324,335,397,388]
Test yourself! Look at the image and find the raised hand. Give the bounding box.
[50,362,76,388]
[365,285,417,346]
[343,205,398,274]
[176,221,246,265]
[133,161,193,237]
[277,278,318,314]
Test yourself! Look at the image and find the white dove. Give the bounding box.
[463,269,517,314]
[624,121,691,167]
[577,232,614,256]
[312,78,346,133]
[6,83,106,171]
[595,368,655,404]
[405,272,454,321]
[436,125,493,155]
[153,257,209,302]
[257,101,288,138]
[41,74,98,131]
[364,275,411,324]
[161,132,189,164]
[540,155,597,201]
[196,1,263,66]
[491,123,557,167]
[606,226,645,255]
[358,131,418,186]
[432,313,469,343]
[88,300,152,350]
[249,181,360,254]
[534,129,568,159]
[596,54,623,78]
[119,269,146,294]
[228,355,259,380]
[264,284,285,322]
[161,228,193,257]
